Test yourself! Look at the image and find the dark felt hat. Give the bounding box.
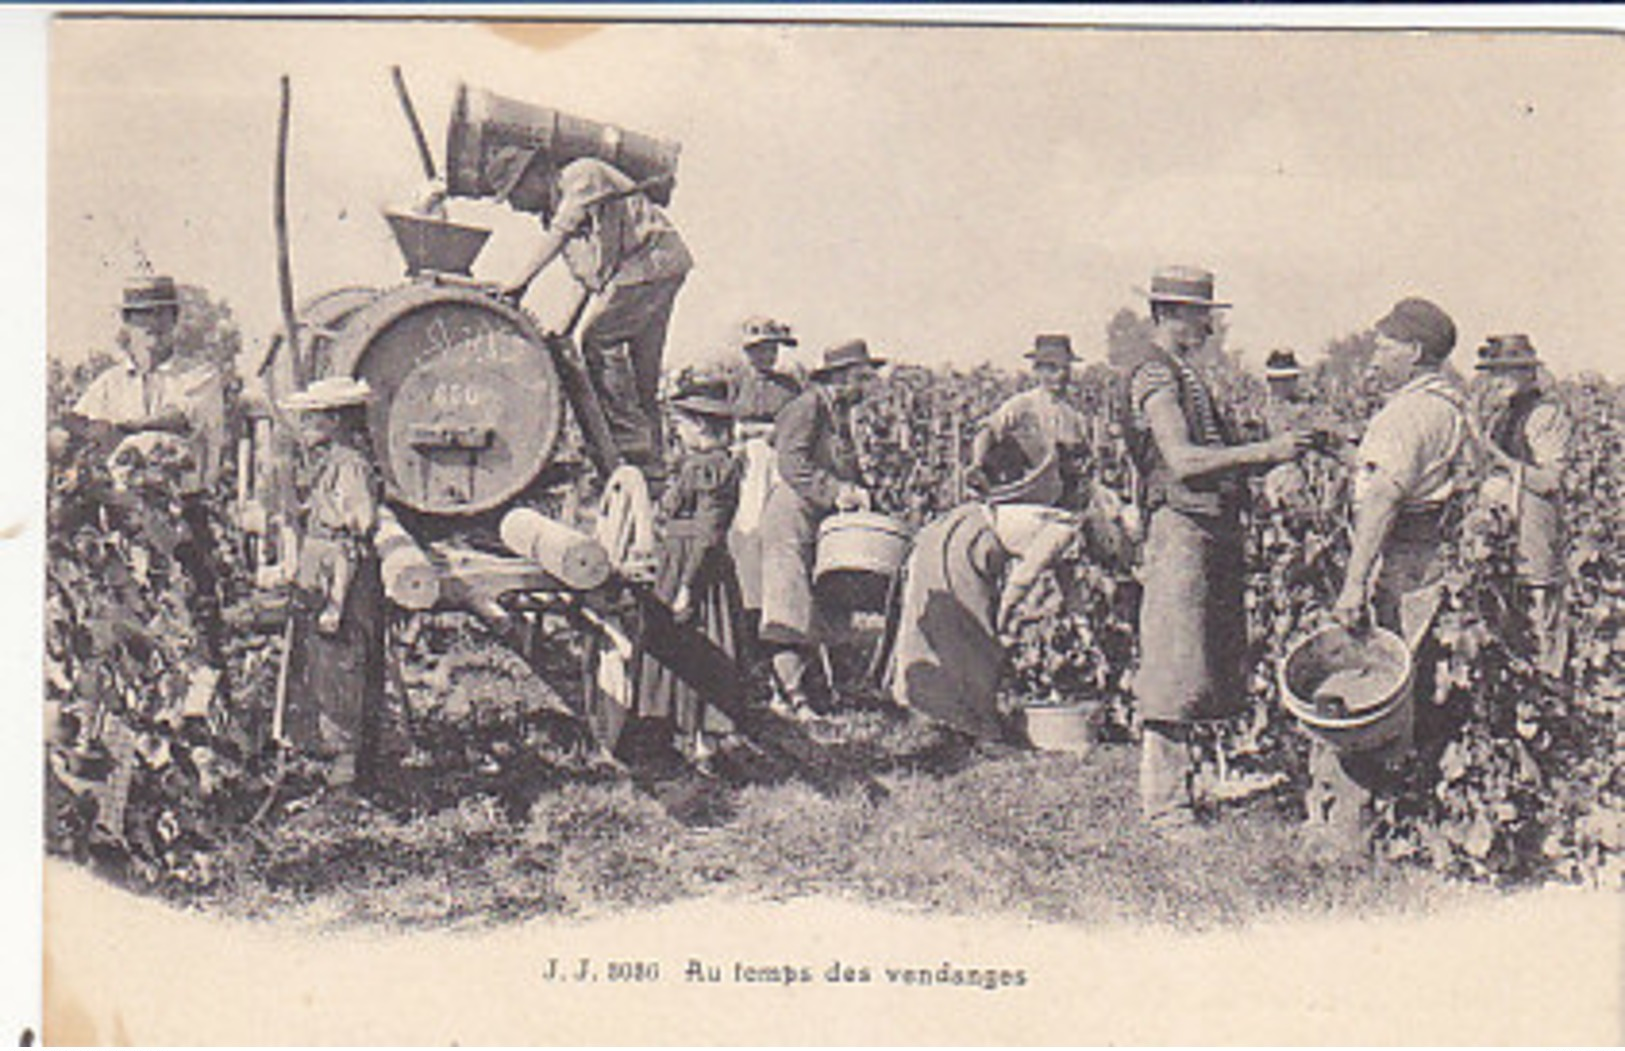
[1475,333,1541,371]
[1025,333,1077,367]
[1264,349,1304,379]
[810,339,887,380]
[122,274,179,317]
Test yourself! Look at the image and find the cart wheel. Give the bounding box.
[595,464,656,576]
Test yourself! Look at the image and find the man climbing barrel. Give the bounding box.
[423,113,692,474]
[487,146,693,473]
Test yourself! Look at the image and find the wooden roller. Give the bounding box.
[499,507,612,591]
[375,505,442,610]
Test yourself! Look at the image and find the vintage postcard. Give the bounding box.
[33,12,1625,1044]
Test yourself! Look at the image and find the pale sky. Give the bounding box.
[49,17,1625,378]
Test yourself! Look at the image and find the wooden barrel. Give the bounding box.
[321,282,565,516]
[814,511,911,613]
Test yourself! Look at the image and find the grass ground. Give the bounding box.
[193,714,1460,931]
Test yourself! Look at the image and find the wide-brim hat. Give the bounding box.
[1475,333,1541,371]
[810,338,887,380]
[740,316,797,351]
[280,375,374,412]
[1137,265,1231,309]
[1025,333,1077,367]
[1264,349,1303,379]
[122,274,179,317]
[667,376,735,419]
[487,144,543,202]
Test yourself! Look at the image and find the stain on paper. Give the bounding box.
[485,22,602,53]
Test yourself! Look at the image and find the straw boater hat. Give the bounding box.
[740,316,797,352]
[1264,349,1304,380]
[1475,333,1541,371]
[667,375,735,420]
[810,339,887,380]
[1138,265,1231,309]
[280,376,374,413]
[1025,333,1077,368]
[122,274,180,319]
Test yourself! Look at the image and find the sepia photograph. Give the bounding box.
[33,10,1625,1044]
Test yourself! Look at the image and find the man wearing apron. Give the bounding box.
[1315,297,1482,845]
[1123,267,1311,833]
[757,340,882,720]
[727,316,804,634]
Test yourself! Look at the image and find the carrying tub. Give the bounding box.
[814,511,912,613]
[1279,623,1414,753]
[1020,701,1099,754]
[445,84,681,204]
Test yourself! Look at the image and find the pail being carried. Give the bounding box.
[1280,624,1414,753]
[814,511,911,613]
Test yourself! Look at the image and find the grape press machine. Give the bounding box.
[238,70,880,798]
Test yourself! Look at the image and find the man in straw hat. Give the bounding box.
[729,316,804,428]
[970,334,1092,509]
[1474,333,1573,678]
[486,145,693,471]
[758,339,883,720]
[66,269,230,679]
[69,271,228,492]
[1310,296,1483,847]
[279,375,386,789]
[727,316,805,636]
[1121,266,1313,834]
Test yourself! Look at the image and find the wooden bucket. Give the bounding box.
[446,84,681,204]
[814,511,911,613]
[1020,701,1099,754]
[1280,624,1414,753]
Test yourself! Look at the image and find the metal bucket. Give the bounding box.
[814,511,911,613]
[1280,624,1414,754]
[384,211,491,276]
[445,84,681,203]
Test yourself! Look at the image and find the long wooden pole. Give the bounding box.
[390,65,438,181]
[274,75,303,387]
